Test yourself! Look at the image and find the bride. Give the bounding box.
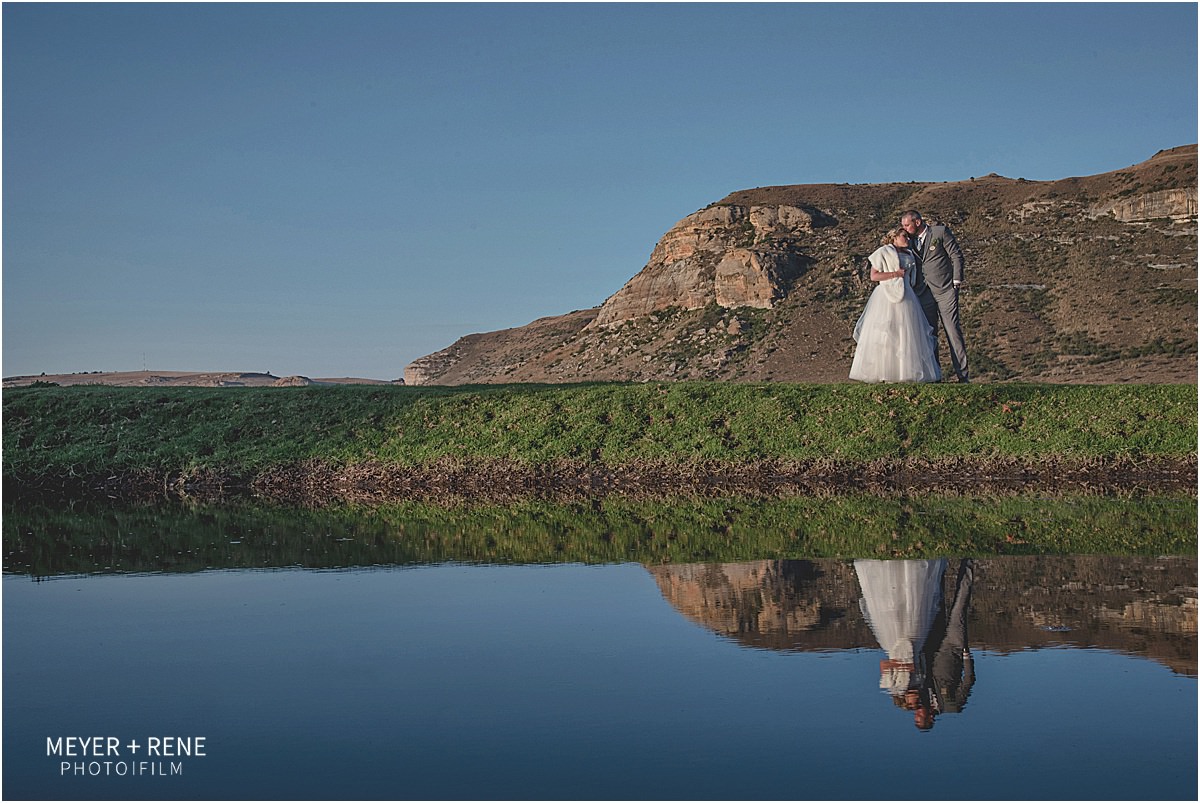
[849,227,942,383]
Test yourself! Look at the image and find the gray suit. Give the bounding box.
[912,223,969,381]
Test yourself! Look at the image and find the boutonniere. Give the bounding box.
[931,238,943,250]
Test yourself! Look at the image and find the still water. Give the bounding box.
[3,501,1197,801]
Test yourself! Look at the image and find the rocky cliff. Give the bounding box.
[405,146,1197,385]
[587,203,832,327]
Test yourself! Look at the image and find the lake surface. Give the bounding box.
[3,501,1196,801]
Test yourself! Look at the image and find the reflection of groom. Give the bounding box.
[901,210,969,383]
[912,559,976,730]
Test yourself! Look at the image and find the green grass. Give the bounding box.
[4,382,1195,485]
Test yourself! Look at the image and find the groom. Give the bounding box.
[901,210,969,383]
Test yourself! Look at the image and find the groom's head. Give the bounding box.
[900,210,926,236]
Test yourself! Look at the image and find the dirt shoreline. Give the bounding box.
[9,454,1196,506]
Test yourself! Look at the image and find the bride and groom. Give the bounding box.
[849,210,969,384]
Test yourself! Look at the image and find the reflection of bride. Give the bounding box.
[854,559,947,694]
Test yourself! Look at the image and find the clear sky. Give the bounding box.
[3,2,1196,380]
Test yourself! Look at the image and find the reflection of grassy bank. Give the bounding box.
[5,495,1194,577]
[3,382,1195,500]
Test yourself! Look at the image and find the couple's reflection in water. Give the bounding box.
[643,556,981,729]
[645,554,1197,731]
[855,558,975,730]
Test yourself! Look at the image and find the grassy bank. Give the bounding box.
[3,382,1195,499]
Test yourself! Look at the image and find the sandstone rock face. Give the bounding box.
[404,351,456,386]
[588,204,826,328]
[714,248,807,309]
[273,375,315,387]
[1090,187,1198,222]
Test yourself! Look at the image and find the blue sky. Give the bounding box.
[4,2,1196,380]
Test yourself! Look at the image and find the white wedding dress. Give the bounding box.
[849,246,942,383]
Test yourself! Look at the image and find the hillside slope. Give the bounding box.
[406,146,1197,385]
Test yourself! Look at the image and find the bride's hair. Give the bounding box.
[881,227,906,246]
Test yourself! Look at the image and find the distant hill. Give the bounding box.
[406,145,1197,385]
[1,371,398,388]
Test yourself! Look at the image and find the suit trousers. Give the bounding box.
[917,284,969,381]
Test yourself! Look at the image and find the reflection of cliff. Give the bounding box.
[648,560,866,651]
[646,557,1197,676]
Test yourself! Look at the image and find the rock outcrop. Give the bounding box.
[404,145,1197,386]
[1090,187,1198,222]
[588,204,831,328]
[273,375,315,387]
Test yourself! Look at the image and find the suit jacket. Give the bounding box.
[914,223,965,292]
